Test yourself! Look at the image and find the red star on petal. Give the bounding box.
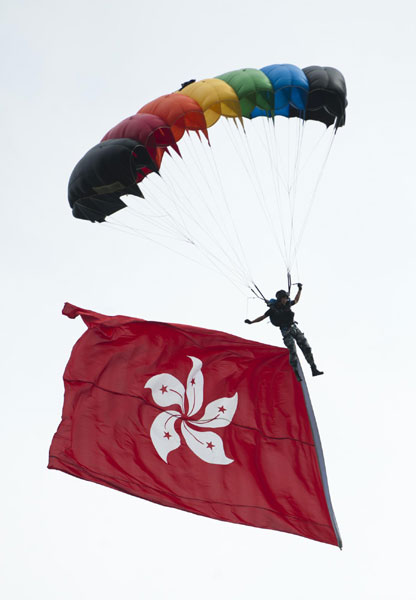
[191,378,195,385]
[163,431,171,439]
[206,441,215,450]
[160,385,168,394]
[218,406,226,413]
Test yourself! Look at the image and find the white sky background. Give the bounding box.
[2,0,416,598]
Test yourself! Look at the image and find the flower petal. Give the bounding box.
[191,393,238,429]
[181,422,233,465]
[186,356,204,417]
[150,410,181,463]
[145,373,185,410]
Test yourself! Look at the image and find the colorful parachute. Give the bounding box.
[68,64,347,292]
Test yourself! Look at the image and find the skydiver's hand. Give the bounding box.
[298,283,303,290]
[244,319,251,324]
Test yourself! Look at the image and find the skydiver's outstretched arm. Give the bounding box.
[292,283,303,305]
[245,313,268,325]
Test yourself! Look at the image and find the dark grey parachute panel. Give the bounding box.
[290,66,347,128]
[68,138,157,223]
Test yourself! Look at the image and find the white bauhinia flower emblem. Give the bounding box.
[145,356,238,465]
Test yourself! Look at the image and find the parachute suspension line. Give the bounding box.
[121,193,191,244]
[293,127,337,265]
[185,133,233,227]
[122,205,182,240]
[176,135,227,230]
[297,126,329,176]
[103,219,248,294]
[240,119,288,267]
[105,217,190,247]
[224,118,289,278]
[261,118,289,266]
[159,148,250,284]
[124,183,195,241]
[287,118,306,272]
[267,118,293,271]
[163,140,247,279]
[182,132,252,286]
[222,118,257,185]
[245,118,303,291]
[143,170,194,240]
[141,158,250,288]
[222,121,259,183]
[160,160,213,234]
[290,118,306,195]
[105,218,195,252]
[220,120,273,273]
[270,118,290,260]
[148,170,220,249]
[264,117,290,269]
[288,115,306,284]
[196,130,254,285]
[166,138,215,213]
[271,118,289,192]
[183,137,254,289]
[108,194,197,248]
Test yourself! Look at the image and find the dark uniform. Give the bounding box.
[266,300,316,379]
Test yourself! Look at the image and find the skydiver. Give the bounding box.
[244,284,323,382]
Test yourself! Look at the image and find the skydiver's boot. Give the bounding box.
[311,364,324,377]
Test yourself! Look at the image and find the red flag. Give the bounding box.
[48,303,341,547]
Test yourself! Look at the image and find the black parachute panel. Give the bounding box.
[68,138,157,223]
[290,66,347,128]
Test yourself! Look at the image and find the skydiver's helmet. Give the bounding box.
[275,290,289,302]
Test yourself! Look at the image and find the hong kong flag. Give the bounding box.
[48,303,341,547]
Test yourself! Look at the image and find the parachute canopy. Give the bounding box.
[68,63,347,292]
[69,63,347,222]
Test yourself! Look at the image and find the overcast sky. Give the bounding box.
[2,1,416,598]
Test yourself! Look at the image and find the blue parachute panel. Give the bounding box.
[251,64,309,118]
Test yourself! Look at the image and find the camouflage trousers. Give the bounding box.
[281,324,316,372]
